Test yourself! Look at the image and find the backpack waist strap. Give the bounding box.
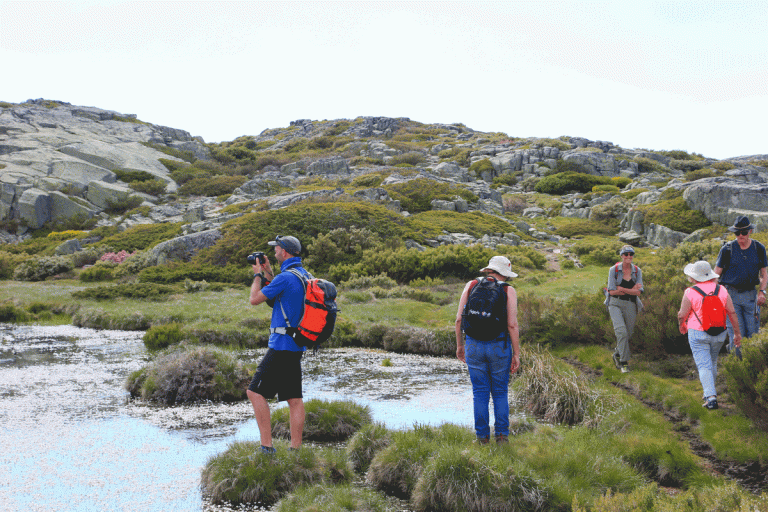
[270,327,288,335]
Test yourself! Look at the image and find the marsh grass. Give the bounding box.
[512,346,619,426]
[125,344,252,403]
[346,422,392,473]
[274,483,397,512]
[273,399,372,442]
[201,441,351,507]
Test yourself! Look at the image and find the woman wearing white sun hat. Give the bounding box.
[677,260,741,410]
[455,255,521,445]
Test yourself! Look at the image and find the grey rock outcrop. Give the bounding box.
[146,229,222,266]
[0,99,207,228]
[683,178,768,231]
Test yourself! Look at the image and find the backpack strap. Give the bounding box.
[274,268,310,332]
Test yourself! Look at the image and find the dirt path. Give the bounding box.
[563,357,768,494]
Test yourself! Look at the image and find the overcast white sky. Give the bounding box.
[1,1,766,159]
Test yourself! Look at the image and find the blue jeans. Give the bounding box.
[465,333,512,438]
[688,329,727,399]
[725,288,760,351]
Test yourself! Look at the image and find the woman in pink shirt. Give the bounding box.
[677,260,741,410]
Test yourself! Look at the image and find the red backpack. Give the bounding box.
[691,284,727,335]
[278,269,339,350]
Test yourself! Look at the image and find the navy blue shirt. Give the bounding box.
[261,257,309,351]
[716,240,767,290]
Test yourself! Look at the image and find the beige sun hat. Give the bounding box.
[480,256,518,278]
[684,260,720,282]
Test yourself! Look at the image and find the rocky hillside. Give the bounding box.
[1,99,767,255]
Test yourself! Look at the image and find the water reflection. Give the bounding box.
[0,324,474,511]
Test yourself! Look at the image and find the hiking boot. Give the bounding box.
[495,435,509,445]
[620,364,630,373]
[612,352,622,370]
[703,398,719,410]
[474,436,490,445]
[259,445,277,455]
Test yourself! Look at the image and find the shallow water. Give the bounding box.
[0,324,474,511]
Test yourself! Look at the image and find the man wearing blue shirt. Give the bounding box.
[714,216,768,350]
[246,235,309,454]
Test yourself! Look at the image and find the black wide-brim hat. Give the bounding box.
[728,215,755,232]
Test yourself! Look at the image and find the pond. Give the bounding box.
[0,324,475,511]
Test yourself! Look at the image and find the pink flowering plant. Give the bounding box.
[100,250,136,264]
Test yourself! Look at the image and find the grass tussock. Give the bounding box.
[512,346,620,426]
[272,399,372,442]
[201,442,351,507]
[346,422,392,473]
[125,344,251,403]
[274,483,397,512]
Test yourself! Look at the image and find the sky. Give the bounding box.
[1,1,766,160]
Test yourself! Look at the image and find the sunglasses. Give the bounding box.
[621,253,634,257]
[735,229,751,236]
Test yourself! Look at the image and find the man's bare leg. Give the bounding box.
[247,389,273,448]
[287,397,305,448]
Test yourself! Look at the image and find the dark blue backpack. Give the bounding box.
[461,276,508,341]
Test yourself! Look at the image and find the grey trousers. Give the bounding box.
[608,296,638,362]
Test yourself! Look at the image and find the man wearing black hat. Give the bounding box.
[246,235,310,455]
[714,216,767,348]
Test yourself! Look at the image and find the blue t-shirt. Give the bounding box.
[261,257,309,351]
[716,240,768,290]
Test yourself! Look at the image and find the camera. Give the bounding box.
[246,252,266,265]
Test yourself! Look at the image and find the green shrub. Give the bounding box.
[468,158,494,175]
[591,184,620,194]
[113,169,156,183]
[611,177,632,189]
[389,151,425,166]
[534,172,611,195]
[12,255,74,281]
[96,222,183,252]
[138,262,250,285]
[340,272,398,290]
[71,283,177,301]
[384,178,477,214]
[553,218,618,238]
[346,422,392,473]
[684,168,718,181]
[79,263,115,282]
[723,332,768,431]
[178,175,247,196]
[104,194,143,215]
[272,399,372,442]
[670,159,705,172]
[711,161,735,171]
[143,322,185,350]
[634,157,668,174]
[0,303,32,322]
[491,174,517,188]
[351,174,383,187]
[4,236,60,256]
[201,442,350,507]
[0,251,29,279]
[125,345,251,403]
[621,187,650,200]
[129,178,167,195]
[635,197,711,233]
[589,196,628,223]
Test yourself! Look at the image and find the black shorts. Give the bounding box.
[247,348,304,401]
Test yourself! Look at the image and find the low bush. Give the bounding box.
[346,422,392,473]
[125,345,251,403]
[96,223,183,252]
[178,175,247,196]
[722,332,768,431]
[143,322,185,350]
[103,194,143,215]
[72,308,151,330]
[72,283,177,301]
[0,251,29,279]
[340,272,398,290]
[711,161,736,171]
[129,178,167,195]
[351,173,383,188]
[553,218,618,238]
[491,174,517,188]
[384,178,477,214]
[635,197,711,233]
[272,399,372,442]
[621,187,650,200]
[684,168,718,181]
[468,158,494,175]
[12,255,74,281]
[534,172,612,195]
[670,159,705,172]
[591,184,620,194]
[389,151,425,166]
[634,157,668,174]
[79,263,115,282]
[0,303,31,322]
[201,442,351,507]
[138,262,251,285]
[611,177,632,188]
